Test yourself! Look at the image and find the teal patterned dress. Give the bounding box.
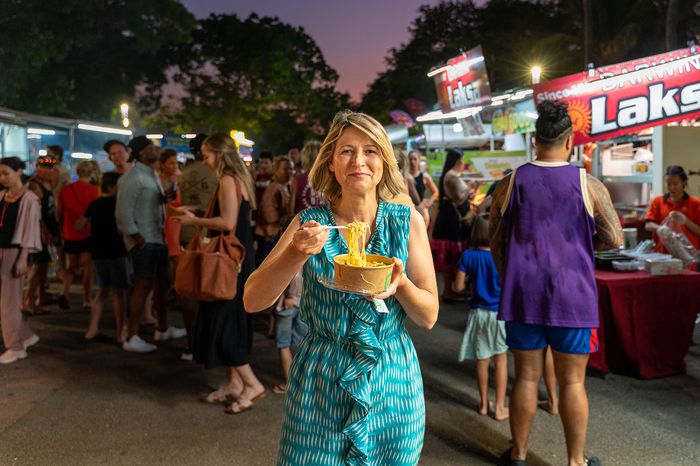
[277,201,425,466]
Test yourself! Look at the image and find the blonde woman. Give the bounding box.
[244,110,439,464]
[58,160,100,310]
[174,133,266,414]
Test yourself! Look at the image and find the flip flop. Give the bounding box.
[272,384,287,395]
[225,391,266,415]
[200,387,240,404]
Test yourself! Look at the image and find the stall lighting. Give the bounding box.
[525,112,539,119]
[490,100,504,106]
[452,123,463,133]
[531,66,542,84]
[426,56,485,78]
[27,134,42,140]
[38,149,48,156]
[146,134,164,139]
[416,106,483,122]
[492,93,512,101]
[27,128,56,135]
[181,134,196,139]
[512,89,534,100]
[77,123,132,136]
[71,152,93,159]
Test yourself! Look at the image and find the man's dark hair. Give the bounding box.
[258,151,273,161]
[47,145,64,161]
[470,214,491,248]
[665,165,688,182]
[101,171,121,194]
[535,101,573,147]
[103,139,127,154]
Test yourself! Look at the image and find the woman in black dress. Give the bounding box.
[430,149,470,301]
[174,133,265,414]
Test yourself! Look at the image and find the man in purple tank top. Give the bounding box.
[490,101,622,466]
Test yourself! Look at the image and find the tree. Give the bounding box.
[154,14,348,153]
[361,0,581,121]
[361,0,700,124]
[0,0,195,121]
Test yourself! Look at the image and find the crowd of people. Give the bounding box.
[9,102,700,466]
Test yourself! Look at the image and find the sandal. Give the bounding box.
[272,384,287,395]
[225,391,266,415]
[200,387,240,404]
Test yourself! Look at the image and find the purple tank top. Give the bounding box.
[498,162,598,328]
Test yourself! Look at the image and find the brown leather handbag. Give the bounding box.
[174,182,246,301]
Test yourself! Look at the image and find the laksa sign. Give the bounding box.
[533,47,700,145]
[433,45,492,113]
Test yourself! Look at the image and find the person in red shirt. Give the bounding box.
[58,161,100,310]
[645,165,700,253]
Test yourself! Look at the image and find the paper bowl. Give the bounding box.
[333,254,395,294]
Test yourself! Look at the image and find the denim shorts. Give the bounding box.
[129,243,169,279]
[93,257,131,290]
[275,306,309,349]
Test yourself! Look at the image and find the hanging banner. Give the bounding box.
[433,45,492,113]
[491,99,537,136]
[533,47,700,145]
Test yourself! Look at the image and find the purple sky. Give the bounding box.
[181,0,449,101]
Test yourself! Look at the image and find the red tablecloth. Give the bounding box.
[590,270,700,379]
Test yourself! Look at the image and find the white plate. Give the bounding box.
[317,276,385,297]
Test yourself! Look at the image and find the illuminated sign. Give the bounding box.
[432,45,492,113]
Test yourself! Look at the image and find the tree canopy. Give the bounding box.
[360,0,700,122]
[0,0,195,120]
[154,13,349,153]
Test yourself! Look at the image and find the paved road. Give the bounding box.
[1,282,699,465]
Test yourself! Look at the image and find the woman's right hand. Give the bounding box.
[291,221,329,256]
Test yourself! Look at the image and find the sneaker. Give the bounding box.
[23,334,40,350]
[584,457,602,466]
[0,349,28,364]
[57,295,70,310]
[154,326,187,341]
[122,335,157,353]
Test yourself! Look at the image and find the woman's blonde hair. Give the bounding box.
[300,140,321,172]
[309,110,404,203]
[76,160,101,186]
[202,133,257,209]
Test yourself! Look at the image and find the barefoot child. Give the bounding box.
[453,214,509,420]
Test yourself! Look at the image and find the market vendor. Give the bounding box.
[645,165,700,253]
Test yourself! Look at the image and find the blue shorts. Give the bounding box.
[274,306,308,349]
[505,322,598,354]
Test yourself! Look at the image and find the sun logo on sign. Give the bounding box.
[566,100,591,137]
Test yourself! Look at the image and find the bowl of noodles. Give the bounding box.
[333,221,395,294]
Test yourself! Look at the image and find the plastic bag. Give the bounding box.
[656,212,699,268]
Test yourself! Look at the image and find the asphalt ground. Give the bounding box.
[1,280,699,465]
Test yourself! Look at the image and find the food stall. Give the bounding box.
[533,46,700,378]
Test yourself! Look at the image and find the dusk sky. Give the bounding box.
[181,0,449,101]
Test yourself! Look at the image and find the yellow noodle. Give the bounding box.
[344,221,385,267]
[346,221,368,266]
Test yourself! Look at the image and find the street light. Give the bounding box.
[531,65,542,85]
[120,102,130,128]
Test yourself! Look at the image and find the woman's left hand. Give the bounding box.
[173,208,197,225]
[13,258,28,277]
[367,257,406,301]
